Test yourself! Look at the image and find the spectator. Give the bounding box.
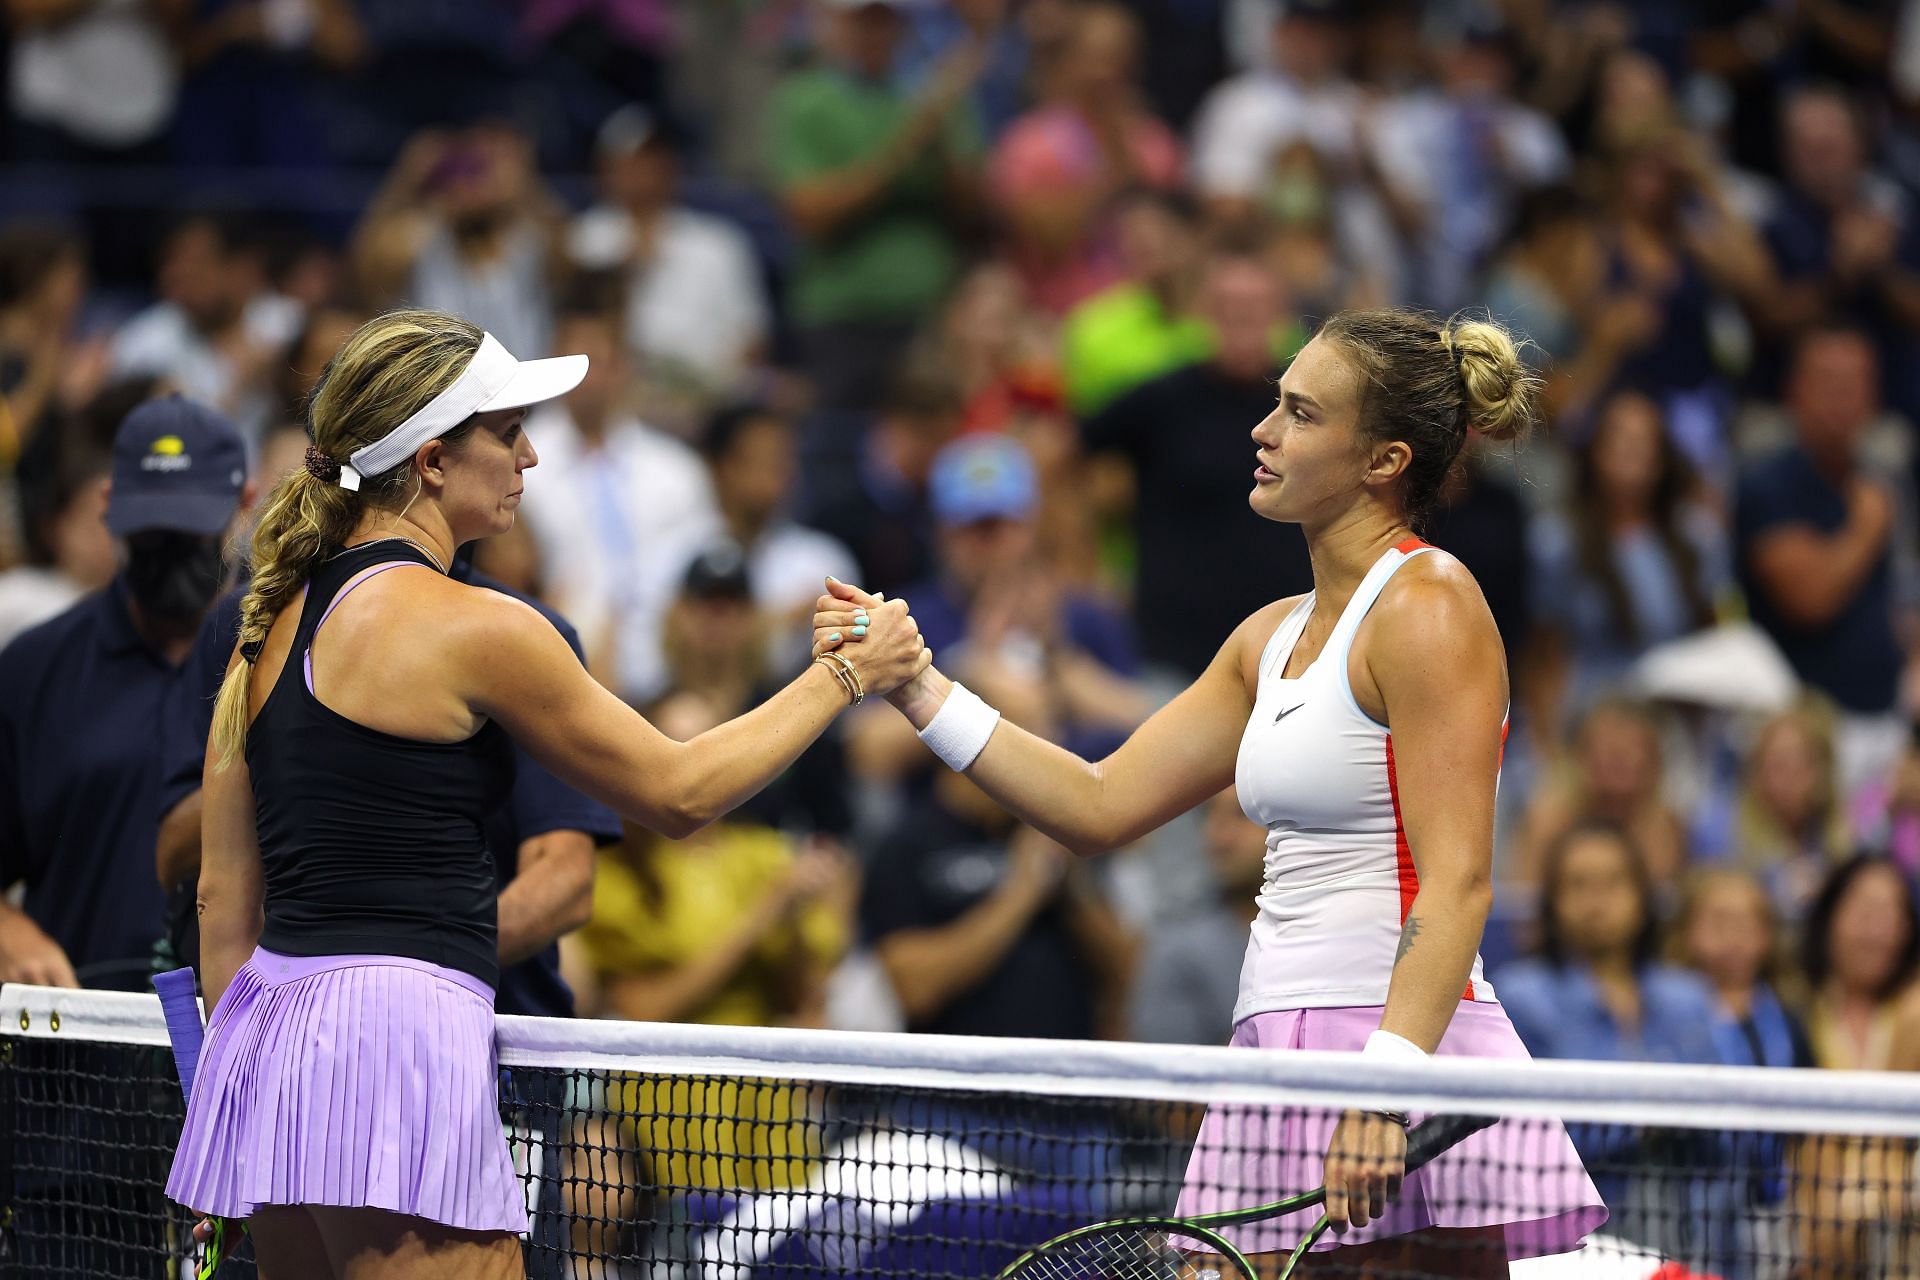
[1754,86,1920,420]
[270,305,365,429]
[1499,820,1721,1065]
[567,106,772,400]
[172,0,367,171]
[1801,854,1920,1070]
[562,688,857,1246]
[7,0,179,168]
[900,0,1029,141]
[863,770,1133,1041]
[768,0,985,414]
[519,303,722,703]
[1696,702,1851,916]
[701,403,860,671]
[0,222,99,470]
[1127,789,1266,1046]
[1792,854,1920,1280]
[0,397,250,993]
[0,438,113,650]
[1060,189,1208,418]
[1369,10,1570,312]
[806,358,966,599]
[1516,699,1689,891]
[1084,252,1310,677]
[1423,440,1533,660]
[1675,868,1811,1069]
[1672,866,1810,1279]
[1481,185,1659,425]
[1852,722,1920,873]
[1736,324,1910,787]
[1189,0,1411,301]
[933,260,1067,434]
[351,123,562,361]
[1594,127,1774,473]
[1525,388,1727,732]
[905,435,1147,760]
[111,213,304,444]
[989,1,1184,314]
[658,543,854,837]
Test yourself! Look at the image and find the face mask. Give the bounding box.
[124,532,230,620]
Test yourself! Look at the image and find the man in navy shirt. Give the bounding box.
[0,395,252,1274]
[1737,324,1912,783]
[0,396,251,993]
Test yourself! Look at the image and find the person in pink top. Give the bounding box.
[988,1,1182,314]
[820,308,1605,1274]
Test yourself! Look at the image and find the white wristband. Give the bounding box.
[917,682,1001,772]
[1361,1029,1430,1062]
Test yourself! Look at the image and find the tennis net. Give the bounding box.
[4,983,1920,1280]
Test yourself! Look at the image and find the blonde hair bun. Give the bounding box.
[1445,318,1539,443]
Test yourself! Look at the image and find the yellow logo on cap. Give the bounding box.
[149,435,186,456]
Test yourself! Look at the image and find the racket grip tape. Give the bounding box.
[1404,1113,1499,1173]
[152,967,206,1101]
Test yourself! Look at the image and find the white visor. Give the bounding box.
[339,333,588,490]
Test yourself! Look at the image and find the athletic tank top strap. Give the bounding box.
[1325,537,1436,663]
[1257,595,1315,681]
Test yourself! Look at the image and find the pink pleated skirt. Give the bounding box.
[1175,1003,1607,1259]
[165,947,528,1234]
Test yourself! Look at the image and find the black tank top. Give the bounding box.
[248,540,513,988]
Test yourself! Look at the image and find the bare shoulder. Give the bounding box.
[435,577,563,656]
[1369,548,1499,652]
[1225,593,1310,688]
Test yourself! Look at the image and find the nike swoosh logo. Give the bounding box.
[1274,702,1305,723]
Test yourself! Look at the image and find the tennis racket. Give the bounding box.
[996,1111,1498,1280]
[152,967,244,1280]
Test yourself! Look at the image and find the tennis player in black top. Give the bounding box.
[167,309,929,1279]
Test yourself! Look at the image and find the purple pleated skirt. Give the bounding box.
[1175,1003,1607,1259]
[165,947,528,1234]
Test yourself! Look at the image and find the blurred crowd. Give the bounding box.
[11,0,1920,1177]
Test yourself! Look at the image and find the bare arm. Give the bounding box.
[156,790,203,893]
[0,902,77,987]
[197,666,265,1012]
[846,592,1278,856]
[1361,564,1504,1053]
[496,829,595,967]
[465,592,924,839]
[1747,482,1893,630]
[598,881,801,1024]
[876,833,1064,1023]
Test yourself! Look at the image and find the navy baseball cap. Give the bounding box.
[930,435,1038,525]
[105,394,248,536]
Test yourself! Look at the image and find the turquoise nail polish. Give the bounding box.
[828,632,842,643]
[854,614,870,626]
[852,626,868,637]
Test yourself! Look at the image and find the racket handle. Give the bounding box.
[152,967,206,1101]
[1403,1113,1499,1173]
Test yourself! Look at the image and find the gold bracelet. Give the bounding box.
[815,651,863,706]
[821,650,864,704]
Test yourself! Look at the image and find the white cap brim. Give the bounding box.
[475,353,589,413]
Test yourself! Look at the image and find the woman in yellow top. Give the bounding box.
[563,812,857,1259]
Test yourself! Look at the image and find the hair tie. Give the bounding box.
[239,638,264,665]
[303,445,342,484]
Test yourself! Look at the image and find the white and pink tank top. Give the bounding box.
[1232,537,1498,1021]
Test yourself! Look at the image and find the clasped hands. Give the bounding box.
[811,577,935,701]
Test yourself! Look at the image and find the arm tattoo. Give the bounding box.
[1394,915,1421,967]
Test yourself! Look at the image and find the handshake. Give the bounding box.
[809,576,938,706]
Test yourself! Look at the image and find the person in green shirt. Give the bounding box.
[767,0,987,413]
[1061,188,1213,417]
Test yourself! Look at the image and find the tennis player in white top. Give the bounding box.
[819,309,1605,1274]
